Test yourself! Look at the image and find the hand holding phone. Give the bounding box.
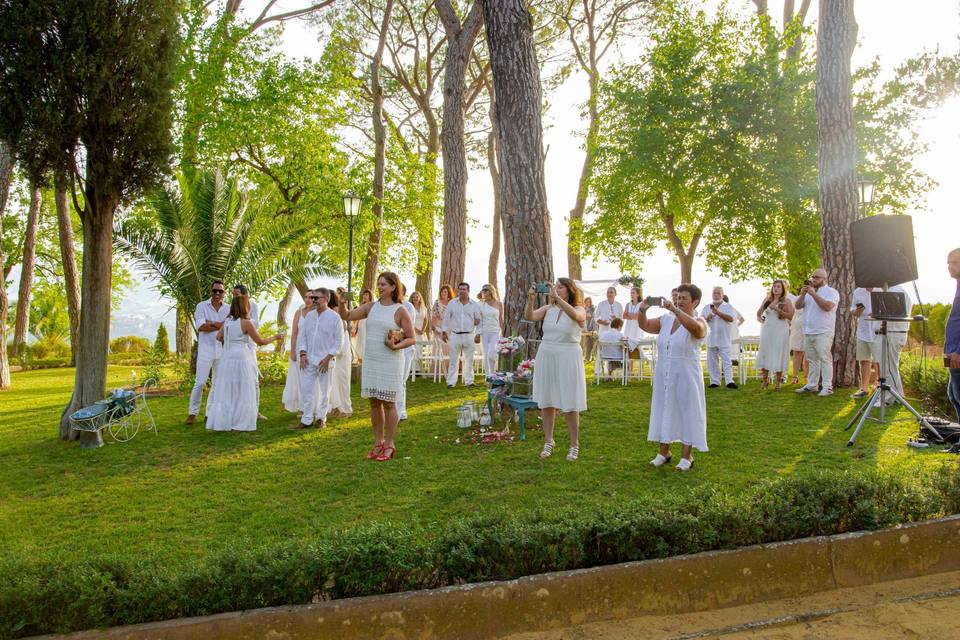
[644,296,663,307]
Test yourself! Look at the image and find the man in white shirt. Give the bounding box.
[443,282,481,387]
[187,280,230,423]
[295,288,343,429]
[850,287,881,398]
[595,287,623,329]
[396,288,417,420]
[598,317,626,376]
[795,268,840,396]
[701,287,738,389]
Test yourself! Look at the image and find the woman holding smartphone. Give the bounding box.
[755,279,794,390]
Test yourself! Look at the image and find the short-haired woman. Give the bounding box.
[756,279,794,390]
[338,272,415,461]
[206,296,282,432]
[526,278,587,461]
[478,284,504,378]
[638,283,708,471]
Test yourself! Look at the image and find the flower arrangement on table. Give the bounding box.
[508,359,535,397]
[496,335,525,354]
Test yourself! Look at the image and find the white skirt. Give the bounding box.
[281,357,301,412]
[532,341,587,413]
[206,348,260,431]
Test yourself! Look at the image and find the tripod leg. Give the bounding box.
[845,390,874,431]
[848,388,881,446]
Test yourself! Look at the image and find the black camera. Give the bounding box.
[535,282,551,294]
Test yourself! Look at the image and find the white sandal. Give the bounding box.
[539,442,555,459]
[566,446,579,462]
[650,454,672,467]
[675,458,694,472]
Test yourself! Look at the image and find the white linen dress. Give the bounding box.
[756,305,791,373]
[360,301,404,402]
[532,306,587,413]
[206,319,260,431]
[327,319,353,416]
[282,306,307,412]
[623,301,645,350]
[479,301,501,378]
[647,314,708,451]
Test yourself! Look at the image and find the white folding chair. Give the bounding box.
[736,336,761,384]
[595,339,628,385]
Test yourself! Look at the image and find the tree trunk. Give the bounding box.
[486,130,502,287]
[415,149,439,304]
[483,0,554,334]
[175,304,194,358]
[0,141,13,390]
[14,182,41,358]
[567,72,600,281]
[816,0,859,388]
[54,170,81,366]
[276,280,297,354]
[437,0,483,290]
[361,0,395,293]
[60,190,119,444]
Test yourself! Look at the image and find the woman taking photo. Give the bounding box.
[337,272,415,461]
[526,278,587,461]
[282,290,316,415]
[637,284,708,471]
[207,296,282,432]
[756,279,795,390]
[478,284,504,378]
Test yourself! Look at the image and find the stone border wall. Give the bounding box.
[42,515,960,640]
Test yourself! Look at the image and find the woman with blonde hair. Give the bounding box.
[478,283,504,378]
[337,272,415,461]
[526,278,587,461]
[756,279,795,390]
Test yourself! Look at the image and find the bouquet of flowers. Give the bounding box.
[496,335,525,355]
[514,359,534,380]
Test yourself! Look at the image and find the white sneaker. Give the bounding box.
[650,453,671,467]
[795,386,815,394]
[817,388,833,397]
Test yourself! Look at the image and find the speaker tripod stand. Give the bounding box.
[845,316,940,446]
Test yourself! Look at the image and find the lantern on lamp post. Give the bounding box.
[857,176,876,218]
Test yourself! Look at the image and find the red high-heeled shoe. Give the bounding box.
[366,443,385,460]
[375,445,396,461]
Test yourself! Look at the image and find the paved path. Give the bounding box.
[506,570,960,639]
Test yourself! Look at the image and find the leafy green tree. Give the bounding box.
[113,170,337,369]
[0,0,178,441]
[153,323,170,359]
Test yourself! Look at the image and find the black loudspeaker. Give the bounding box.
[850,215,918,288]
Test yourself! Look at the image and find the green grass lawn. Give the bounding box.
[0,365,950,569]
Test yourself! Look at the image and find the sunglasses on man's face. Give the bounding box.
[212,289,225,294]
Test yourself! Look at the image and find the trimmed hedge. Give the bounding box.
[2,466,959,638]
[902,354,951,413]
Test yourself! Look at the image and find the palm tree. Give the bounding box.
[114,170,335,367]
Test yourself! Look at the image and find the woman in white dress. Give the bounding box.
[352,289,374,363]
[755,279,795,390]
[282,291,316,414]
[409,291,429,378]
[478,284,504,378]
[622,286,646,377]
[338,272,415,461]
[327,291,353,418]
[526,278,587,461]
[430,284,453,375]
[787,287,806,386]
[207,296,282,432]
[638,283,709,471]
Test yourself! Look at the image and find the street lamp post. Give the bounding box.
[856,176,876,218]
[342,191,362,339]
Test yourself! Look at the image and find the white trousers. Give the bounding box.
[396,346,414,418]
[481,331,500,378]
[299,360,332,425]
[189,352,219,416]
[884,332,907,396]
[447,333,476,386]
[706,345,733,385]
[804,332,834,391]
